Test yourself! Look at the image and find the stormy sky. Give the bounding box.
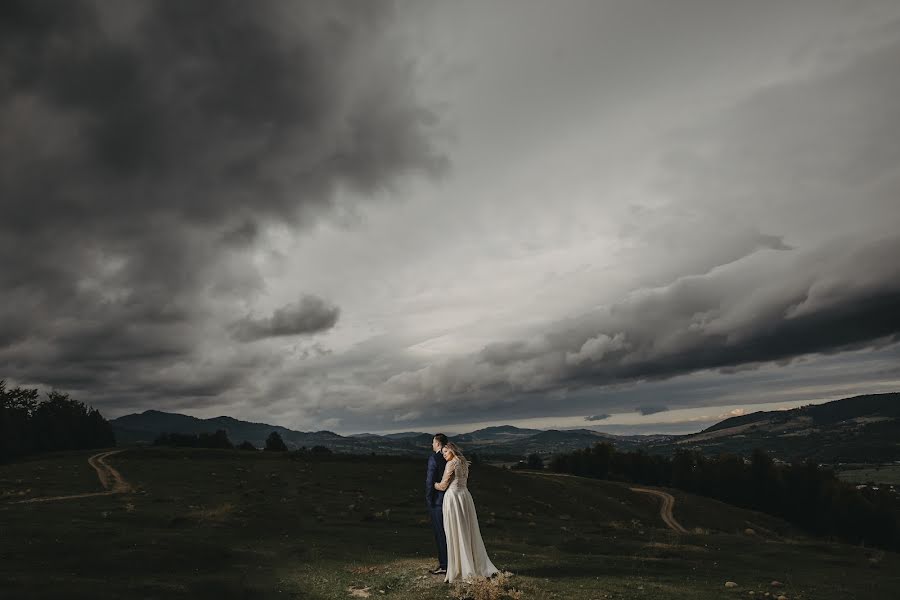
[2,0,899,435]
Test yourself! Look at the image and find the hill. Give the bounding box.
[112,410,303,447]
[381,431,430,440]
[111,410,430,454]
[454,425,545,443]
[500,428,616,455]
[704,392,900,433]
[654,392,900,462]
[2,447,898,598]
[110,413,648,458]
[111,391,900,463]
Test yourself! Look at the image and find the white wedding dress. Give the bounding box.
[435,457,499,583]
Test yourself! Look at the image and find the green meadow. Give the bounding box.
[1,447,898,599]
[836,464,900,486]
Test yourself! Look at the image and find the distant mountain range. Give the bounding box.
[110,410,654,457]
[112,409,424,455]
[110,392,900,462]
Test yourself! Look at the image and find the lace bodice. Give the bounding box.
[435,457,468,491]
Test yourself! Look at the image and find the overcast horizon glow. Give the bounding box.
[3,0,900,436]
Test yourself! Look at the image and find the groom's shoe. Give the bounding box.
[430,567,447,575]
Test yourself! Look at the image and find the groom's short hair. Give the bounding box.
[433,433,448,446]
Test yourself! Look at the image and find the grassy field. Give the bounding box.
[836,464,900,485]
[1,447,898,599]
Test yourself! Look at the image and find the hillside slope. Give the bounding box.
[2,448,897,599]
[661,392,900,462]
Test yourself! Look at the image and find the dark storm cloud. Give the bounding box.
[0,0,445,404]
[377,31,900,422]
[387,236,900,407]
[584,414,611,421]
[231,296,340,342]
[635,406,668,416]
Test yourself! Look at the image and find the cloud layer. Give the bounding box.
[384,237,900,408]
[0,0,443,404]
[231,296,340,342]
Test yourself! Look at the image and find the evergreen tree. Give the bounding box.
[198,429,233,449]
[526,453,544,469]
[0,381,38,460]
[1,382,115,461]
[265,431,288,451]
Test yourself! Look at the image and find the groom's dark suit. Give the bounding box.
[425,449,448,570]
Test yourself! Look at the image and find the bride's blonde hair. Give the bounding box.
[443,441,471,466]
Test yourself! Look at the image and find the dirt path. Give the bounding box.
[629,487,688,533]
[88,450,132,493]
[12,449,132,504]
[516,471,690,533]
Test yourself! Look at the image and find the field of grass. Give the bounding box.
[836,464,900,485]
[1,447,898,599]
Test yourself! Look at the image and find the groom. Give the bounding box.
[425,433,448,575]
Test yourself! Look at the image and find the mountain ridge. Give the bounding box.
[662,392,900,462]
[110,391,900,461]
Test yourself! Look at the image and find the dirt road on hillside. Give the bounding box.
[12,449,132,504]
[630,487,688,533]
[515,471,690,533]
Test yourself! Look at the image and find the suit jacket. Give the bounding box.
[425,450,447,509]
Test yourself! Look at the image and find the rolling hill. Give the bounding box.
[110,391,900,463]
[454,425,545,443]
[653,392,900,462]
[2,447,898,598]
[110,411,650,457]
[112,409,418,454]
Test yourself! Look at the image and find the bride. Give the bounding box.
[433,441,500,583]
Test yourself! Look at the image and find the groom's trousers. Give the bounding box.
[428,504,448,569]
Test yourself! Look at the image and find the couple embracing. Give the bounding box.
[424,433,500,583]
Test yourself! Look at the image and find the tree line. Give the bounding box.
[548,442,900,551]
[152,429,333,455]
[0,380,116,462]
[153,429,288,451]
